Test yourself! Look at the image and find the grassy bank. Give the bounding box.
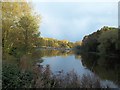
[3,60,113,88]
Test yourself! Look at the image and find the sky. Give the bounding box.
[31,1,118,42]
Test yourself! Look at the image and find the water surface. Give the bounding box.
[41,55,91,76]
[37,50,119,88]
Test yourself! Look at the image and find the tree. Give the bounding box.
[2,2,32,53]
[81,26,117,53]
[98,28,118,55]
[2,1,41,56]
[18,15,40,52]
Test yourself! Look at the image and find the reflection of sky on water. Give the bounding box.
[41,55,92,76]
[40,54,119,88]
[101,80,118,88]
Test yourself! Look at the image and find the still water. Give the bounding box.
[41,55,91,76]
[37,50,119,88]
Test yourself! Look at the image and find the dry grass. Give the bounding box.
[32,65,103,88]
[3,62,110,88]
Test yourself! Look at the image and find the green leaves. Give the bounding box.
[81,26,118,55]
[98,28,118,55]
[37,37,74,49]
[2,2,41,56]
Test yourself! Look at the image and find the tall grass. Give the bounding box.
[3,62,110,88]
[28,64,103,88]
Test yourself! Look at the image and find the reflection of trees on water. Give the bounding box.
[32,50,73,58]
[80,53,120,86]
[19,50,71,74]
[75,55,81,60]
[20,50,120,86]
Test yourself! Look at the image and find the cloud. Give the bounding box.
[32,2,118,42]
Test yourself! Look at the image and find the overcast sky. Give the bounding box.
[31,1,118,42]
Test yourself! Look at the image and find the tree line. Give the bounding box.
[2,2,74,58]
[75,26,119,56]
[36,37,74,49]
[2,1,120,88]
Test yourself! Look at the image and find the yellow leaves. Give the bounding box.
[2,0,27,3]
[2,1,41,54]
[2,2,31,19]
